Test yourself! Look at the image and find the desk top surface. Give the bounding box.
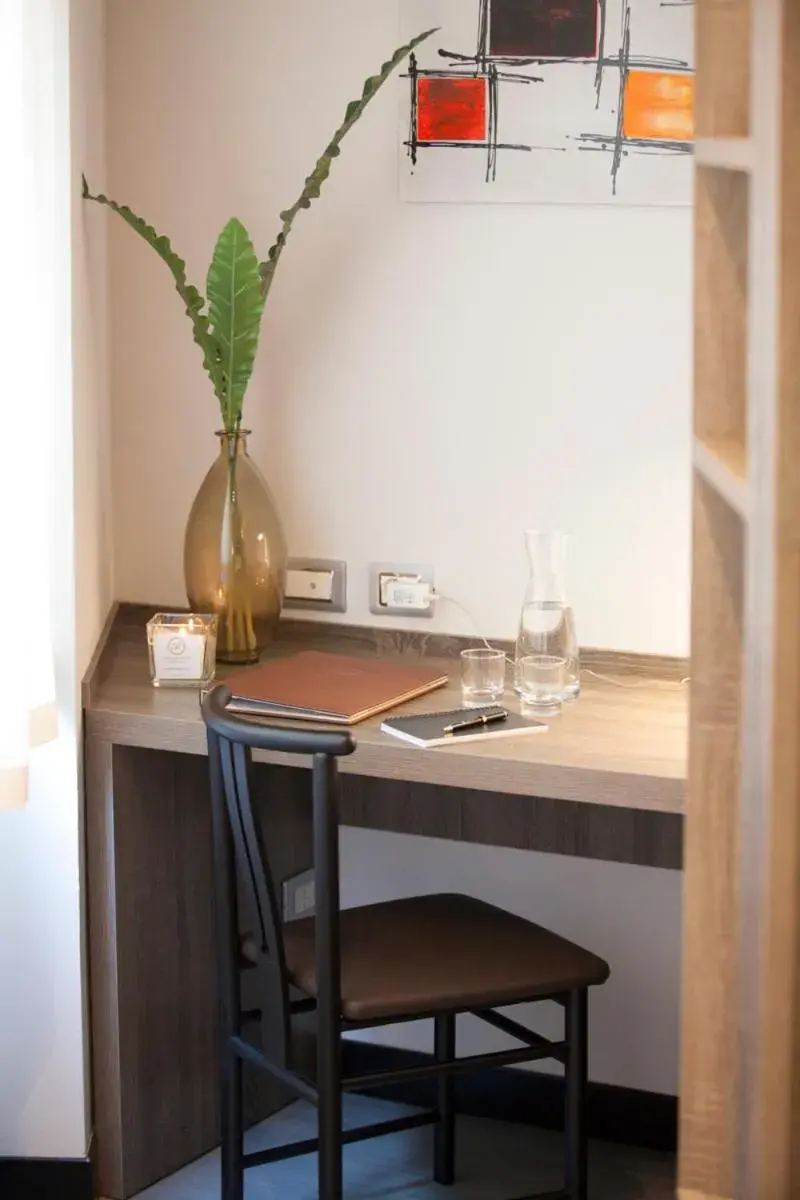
[84,607,688,814]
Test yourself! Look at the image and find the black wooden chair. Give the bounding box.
[202,685,610,1200]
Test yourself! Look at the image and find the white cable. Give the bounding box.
[583,669,690,691]
[431,592,516,668]
[432,591,690,689]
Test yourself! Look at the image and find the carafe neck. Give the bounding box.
[524,530,568,604]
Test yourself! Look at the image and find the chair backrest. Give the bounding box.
[202,685,355,1066]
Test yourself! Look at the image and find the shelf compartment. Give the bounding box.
[693,437,749,520]
[695,137,753,173]
[695,0,750,138]
[694,167,749,473]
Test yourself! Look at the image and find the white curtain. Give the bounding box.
[0,0,59,809]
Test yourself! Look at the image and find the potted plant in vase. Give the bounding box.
[84,28,434,664]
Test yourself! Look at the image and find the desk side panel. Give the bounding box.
[86,738,124,1198]
[86,744,314,1198]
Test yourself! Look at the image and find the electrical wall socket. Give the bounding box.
[284,558,346,613]
[369,562,435,618]
[282,868,315,922]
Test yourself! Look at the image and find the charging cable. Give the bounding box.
[431,591,515,669]
[431,589,689,690]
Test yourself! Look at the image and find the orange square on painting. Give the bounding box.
[623,71,694,141]
[417,77,487,142]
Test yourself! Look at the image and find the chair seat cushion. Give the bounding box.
[281,892,609,1021]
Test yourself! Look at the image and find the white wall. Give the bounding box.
[106,0,690,1094]
[70,0,112,1145]
[72,0,112,679]
[0,0,110,1160]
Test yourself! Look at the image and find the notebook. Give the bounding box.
[381,705,548,748]
[217,650,449,725]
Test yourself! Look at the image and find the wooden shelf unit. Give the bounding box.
[680,2,800,1199]
[692,436,749,519]
[695,136,754,173]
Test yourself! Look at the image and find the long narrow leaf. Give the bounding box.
[259,27,438,298]
[82,177,224,400]
[206,218,265,431]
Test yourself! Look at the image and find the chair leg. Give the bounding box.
[317,1007,343,1199]
[220,1045,243,1200]
[564,988,588,1200]
[434,1013,456,1185]
[314,751,344,1200]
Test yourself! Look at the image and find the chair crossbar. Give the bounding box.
[472,1007,563,1054]
[242,1110,438,1170]
[343,1041,568,1093]
[506,1192,569,1200]
[230,1035,318,1105]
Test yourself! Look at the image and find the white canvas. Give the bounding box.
[400,0,695,206]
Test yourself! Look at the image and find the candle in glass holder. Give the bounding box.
[146,613,218,687]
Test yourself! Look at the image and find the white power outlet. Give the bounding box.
[383,578,431,610]
[282,868,315,921]
[369,562,435,617]
[295,878,315,916]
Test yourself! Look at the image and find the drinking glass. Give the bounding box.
[460,648,506,708]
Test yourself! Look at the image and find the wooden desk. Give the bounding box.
[84,606,687,1198]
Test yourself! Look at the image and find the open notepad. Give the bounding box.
[380,705,548,749]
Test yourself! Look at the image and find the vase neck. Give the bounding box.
[216,429,250,457]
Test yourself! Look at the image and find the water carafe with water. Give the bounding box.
[514,531,580,705]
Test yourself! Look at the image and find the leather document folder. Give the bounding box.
[219,650,449,725]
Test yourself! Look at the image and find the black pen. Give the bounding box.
[443,710,508,735]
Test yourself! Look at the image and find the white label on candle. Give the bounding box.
[153,631,207,680]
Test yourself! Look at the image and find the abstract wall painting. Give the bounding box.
[400,0,695,206]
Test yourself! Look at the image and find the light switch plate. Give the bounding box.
[284,558,347,613]
[287,567,334,603]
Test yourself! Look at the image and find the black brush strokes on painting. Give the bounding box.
[439,48,689,72]
[477,0,490,60]
[408,53,419,165]
[486,63,500,179]
[573,2,692,193]
[489,0,598,58]
[405,53,549,178]
[610,0,632,192]
[577,133,692,155]
[594,0,607,105]
[407,0,692,191]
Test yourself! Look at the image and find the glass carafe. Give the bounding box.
[514,531,580,703]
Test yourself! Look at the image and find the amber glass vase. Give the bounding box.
[184,431,288,664]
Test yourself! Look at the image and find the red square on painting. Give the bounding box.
[417,77,487,142]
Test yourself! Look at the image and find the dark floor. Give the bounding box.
[130,1094,676,1199]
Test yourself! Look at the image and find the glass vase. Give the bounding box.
[184,431,288,664]
[514,530,580,704]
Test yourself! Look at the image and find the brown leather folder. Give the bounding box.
[219,650,449,725]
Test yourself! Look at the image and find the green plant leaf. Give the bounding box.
[206,217,265,432]
[82,177,224,400]
[259,27,438,298]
